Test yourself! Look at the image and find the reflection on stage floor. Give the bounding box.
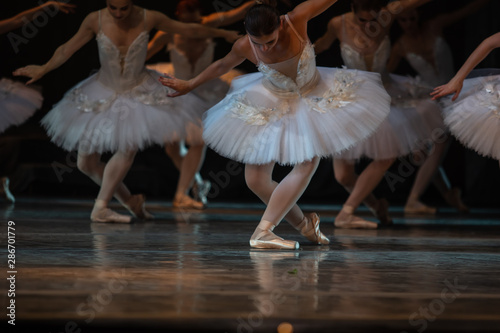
[1,197,500,332]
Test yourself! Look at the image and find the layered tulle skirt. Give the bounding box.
[202,67,391,165]
[338,74,445,160]
[0,78,43,133]
[41,69,204,154]
[440,74,500,160]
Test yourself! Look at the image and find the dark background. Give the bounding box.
[1,0,500,207]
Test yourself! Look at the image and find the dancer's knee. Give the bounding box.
[77,156,96,176]
[334,166,356,187]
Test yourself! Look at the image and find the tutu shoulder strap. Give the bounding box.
[248,35,260,63]
[98,10,102,31]
[284,14,304,44]
[341,14,347,42]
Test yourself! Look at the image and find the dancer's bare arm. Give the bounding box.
[313,16,340,54]
[0,1,76,35]
[431,32,500,101]
[12,12,96,84]
[146,31,172,61]
[203,1,255,27]
[159,37,248,97]
[149,10,240,43]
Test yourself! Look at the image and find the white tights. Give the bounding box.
[245,157,319,236]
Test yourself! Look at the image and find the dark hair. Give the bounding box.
[176,0,201,18]
[244,2,280,37]
[351,0,388,13]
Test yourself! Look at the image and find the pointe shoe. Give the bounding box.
[124,194,154,220]
[250,221,299,250]
[368,198,393,225]
[0,177,15,203]
[173,193,204,210]
[404,201,437,215]
[297,213,330,245]
[192,180,211,205]
[91,206,132,223]
[335,206,378,229]
[444,187,469,213]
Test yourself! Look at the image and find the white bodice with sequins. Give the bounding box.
[405,37,454,86]
[257,42,319,96]
[95,30,150,93]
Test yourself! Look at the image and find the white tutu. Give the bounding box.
[41,69,203,154]
[441,74,500,160]
[202,67,391,165]
[338,74,445,160]
[0,78,43,133]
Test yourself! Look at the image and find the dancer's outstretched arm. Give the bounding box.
[431,32,500,101]
[12,12,96,84]
[159,38,247,97]
[149,10,240,43]
[147,1,254,61]
[287,0,339,22]
[203,1,255,27]
[0,1,76,35]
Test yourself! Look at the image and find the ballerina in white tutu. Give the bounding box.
[0,1,75,203]
[314,0,440,229]
[146,0,255,209]
[160,0,391,249]
[431,32,500,167]
[13,0,239,223]
[386,1,490,214]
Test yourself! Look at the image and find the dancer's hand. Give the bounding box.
[431,79,463,101]
[46,1,77,14]
[159,74,192,97]
[12,65,45,85]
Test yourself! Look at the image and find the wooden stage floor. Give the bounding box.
[1,198,500,332]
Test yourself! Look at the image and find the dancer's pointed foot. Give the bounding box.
[125,194,154,220]
[335,206,378,229]
[404,200,436,215]
[369,198,393,225]
[297,213,330,244]
[91,200,132,223]
[444,187,469,213]
[173,193,204,210]
[250,221,299,250]
[0,177,15,203]
[192,179,211,205]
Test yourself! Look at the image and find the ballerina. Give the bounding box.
[0,1,76,203]
[146,0,255,209]
[160,0,391,249]
[431,32,500,168]
[314,0,439,228]
[386,0,490,214]
[13,0,239,223]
